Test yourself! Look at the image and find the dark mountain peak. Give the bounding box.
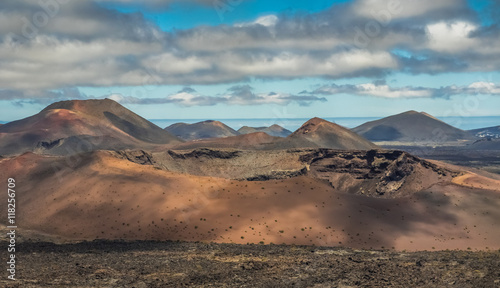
[353,111,473,142]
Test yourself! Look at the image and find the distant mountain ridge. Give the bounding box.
[352,111,474,143]
[171,132,279,150]
[238,124,292,137]
[3,100,488,157]
[165,120,239,141]
[169,117,377,150]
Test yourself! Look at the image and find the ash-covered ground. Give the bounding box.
[1,240,499,288]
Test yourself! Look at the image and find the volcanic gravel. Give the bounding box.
[2,240,500,287]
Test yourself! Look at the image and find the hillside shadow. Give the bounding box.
[104,112,172,144]
[363,125,402,141]
[322,189,461,249]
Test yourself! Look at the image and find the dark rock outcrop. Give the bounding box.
[114,150,155,165]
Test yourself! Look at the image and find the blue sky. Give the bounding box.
[104,0,351,30]
[1,0,500,122]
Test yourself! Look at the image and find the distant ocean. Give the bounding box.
[150,116,500,132]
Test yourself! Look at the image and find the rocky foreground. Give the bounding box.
[1,240,499,287]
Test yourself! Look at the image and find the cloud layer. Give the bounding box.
[109,85,326,106]
[1,0,500,105]
[310,81,500,99]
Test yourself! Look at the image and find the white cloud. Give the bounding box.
[0,37,157,90]
[107,93,125,102]
[426,21,477,53]
[312,82,500,99]
[253,15,279,27]
[354,0,459,20]
[167,91,200,105]
[468,82,500,94]
[235,15,279,27]
[215,50,397,79]
[141,53,211,75]
[175,28,344,52]
[101,86,326,106]
[356,83,432,98]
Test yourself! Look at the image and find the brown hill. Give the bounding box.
[165,120,239,141]
[0,99,182,156]
[1,149,499,251]
[169,118,376,151]
[238,124,292,137]
[352,111,474,143]
[275,117,377,150]
[170,132,279,150]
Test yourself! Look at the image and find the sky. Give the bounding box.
[1,0,500,121]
